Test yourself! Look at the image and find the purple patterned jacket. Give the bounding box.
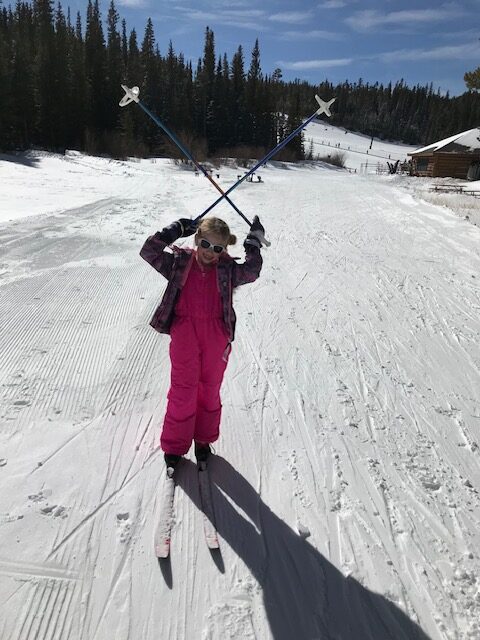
[140,232,263,341]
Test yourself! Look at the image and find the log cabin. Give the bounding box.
[408,128,480,179]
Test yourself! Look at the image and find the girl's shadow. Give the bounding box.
[177,456,431,640]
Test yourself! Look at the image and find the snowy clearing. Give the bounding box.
[1,127,480,640]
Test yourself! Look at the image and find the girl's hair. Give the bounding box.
[197,217,237,246]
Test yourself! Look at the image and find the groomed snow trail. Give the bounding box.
[0,155,479,640]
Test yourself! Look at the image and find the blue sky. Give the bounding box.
[73,0,478,96]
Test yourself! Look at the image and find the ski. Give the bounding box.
[154,461,219,556]
[154,471,176,558]
[197,462,219,550]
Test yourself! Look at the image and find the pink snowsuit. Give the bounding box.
[161,256,231,455]
[140,229,262,456]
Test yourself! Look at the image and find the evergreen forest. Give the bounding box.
[1,0,479,159]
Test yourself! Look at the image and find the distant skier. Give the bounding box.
[140,215,264,474]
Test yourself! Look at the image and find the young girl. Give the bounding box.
[140,215,265,473]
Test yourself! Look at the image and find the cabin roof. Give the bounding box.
[410,128,480,156]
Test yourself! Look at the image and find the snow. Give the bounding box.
[305,120,417,171]
[411,128,480,155]
[464,179,480,191]
[1,126,480,640]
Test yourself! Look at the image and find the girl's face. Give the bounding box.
[196,232,227,267]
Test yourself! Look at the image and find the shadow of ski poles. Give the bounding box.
[177,456,433,640]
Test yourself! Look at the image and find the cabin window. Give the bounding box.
[416,157,429,172]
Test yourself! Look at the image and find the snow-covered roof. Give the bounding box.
[410,128,480,155]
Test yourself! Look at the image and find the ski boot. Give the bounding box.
[164,453,181,478]
[194,443,212,471]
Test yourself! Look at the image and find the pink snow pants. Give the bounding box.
[161,260,231,455]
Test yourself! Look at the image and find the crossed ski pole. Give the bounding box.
[120,85,335,244]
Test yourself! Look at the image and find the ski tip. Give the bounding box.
[155,540,171,558]
[205,534,220,550]
[314,95,336,118]
[119,84,140,107]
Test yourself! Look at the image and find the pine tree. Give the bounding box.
[246,38,261,147]
[141,17,155,92]
[208,55,224,153]
[282,85,304,161]
[121,19,127,69]
[465,66,480,91]
[52,3,69,148]
[33,0,56,148]
[200,26,216,150]
[141,17,163,152]
[230,45,247,148]
[106,0,123,132]
[10,2,35,149]
[85,0,108,147]
[212,52,230,152]
[125,28,140,83]
[176,56,195,153]
[68,11,86,149]
[0,5,15,149]
[118,27,142,156]
[164,40,176,125]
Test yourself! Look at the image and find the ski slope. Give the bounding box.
[1,133,479,640]
[305,120,416,170]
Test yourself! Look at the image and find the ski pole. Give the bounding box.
[194,94,335,224]
[119,85,252,226]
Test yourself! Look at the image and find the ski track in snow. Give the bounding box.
[0,151,479,640]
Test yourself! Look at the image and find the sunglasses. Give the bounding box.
[199,238,225,254]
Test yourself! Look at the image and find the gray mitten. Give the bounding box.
[244,215,266,249]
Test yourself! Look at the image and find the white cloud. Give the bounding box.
[208,0,252,5]
[212,8,264,18]
[346,5,465,31]
[318,0,348,8]
[436,28,479,40]
[278,57,353,70]
[118,0,149,7]
[378,42,480,63]
[279,29,343,41]
[175,6,314,29]
[277,41,478,75]
[176,7,266,30]
[268,11,312,24]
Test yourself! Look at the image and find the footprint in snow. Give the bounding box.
[0,513,24,524]
[422,479,441,491]
[40,504,68,518]
[116,512,132,543]
[28,491,47,503]
[28,489,61,515]
[13,400,30,408]
[116,512,130,521]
